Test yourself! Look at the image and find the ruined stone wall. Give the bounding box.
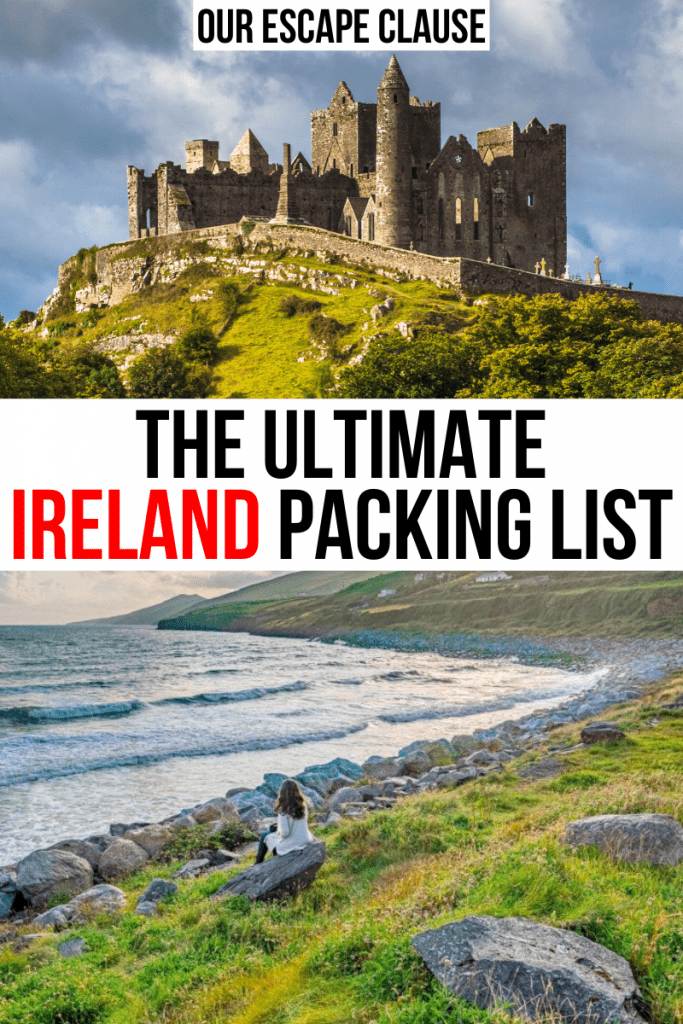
[421,135,491,261]
[158,163,281,233]
[408,102,441,173]
[295,170,359,231]
[503,122,566,276]
[128,167,159,238]
[84,222,683,324]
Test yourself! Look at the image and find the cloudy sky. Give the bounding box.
[2,0,683,320]
[0,571,285,624]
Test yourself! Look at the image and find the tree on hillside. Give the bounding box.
[56,342,126,398]
[336,292,683,399]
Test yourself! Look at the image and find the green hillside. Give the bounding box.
[159,570,683,639]
[8,233,683,399]
[71,593,206,626]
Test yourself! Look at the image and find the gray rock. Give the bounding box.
[361,757,404,781]
[172,858,210,880]
[192,797,238,824]
[69,884,127,915]
[0,890,16,920]
[326,786,361,811]
[123,824,177,856]
[47,839,104,870]
[225,786,252,798]
[109,822,151,838]
[33,905,74,930]
[212,842,326,902]
[412,915,646,1024]
[138,878,178,905]
[565,814,683,865]
[135,901,157,917]
[168,814,198,829]
[580,721,625,744]
[17,850,94,910]
[59,938,88,958]
[98,839,149,881]
[401,750,433,776]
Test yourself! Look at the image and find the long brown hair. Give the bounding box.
[274,779,306,819]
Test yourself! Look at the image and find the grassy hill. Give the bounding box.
[24,235,475,398]
[159,570,683,639]
[2,675,683,1024]
[71,593,207,626]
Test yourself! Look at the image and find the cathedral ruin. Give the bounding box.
[127,56,566,275]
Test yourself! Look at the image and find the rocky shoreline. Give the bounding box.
[3,634,683,928]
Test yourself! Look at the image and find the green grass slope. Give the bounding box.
[27,236,474,398]
[3,676,683,1024]
[158,570,683,639]
[71,593,206,626]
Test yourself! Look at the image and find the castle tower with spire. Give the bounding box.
[375,56,412,249]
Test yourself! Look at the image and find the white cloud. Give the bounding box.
[0,571,285,624]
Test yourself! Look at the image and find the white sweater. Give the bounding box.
[267,812,315,855]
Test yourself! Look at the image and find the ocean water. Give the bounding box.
[0,625,598,864]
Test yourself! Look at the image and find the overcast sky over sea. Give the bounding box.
[1,0,682,320]
[0,571,284,624]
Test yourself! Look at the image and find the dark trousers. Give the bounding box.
[255,825,278,864]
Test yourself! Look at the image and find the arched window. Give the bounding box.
[438,198,444,240]
[528,192,534,207]
[368,213,375,241]
[333,123,338,137]
[350,164,353,177]
[473,197,479,240]
[332,158,336,169]
[393,93,398,103]
[455,197,462,241]
[498,224,504,242]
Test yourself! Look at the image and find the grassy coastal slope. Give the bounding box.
[70,594,206,626]
[158,570,683,640]
[2,676,683,1024]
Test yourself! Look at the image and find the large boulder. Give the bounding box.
[124,824,177,857]
[362,757,405,781]
[16,850,93,910]
[0,871,18,920]
[565,814,683,865]
[212,842,326,902]
[412,915,646,1024]
[33,884,127,929]
[47,839,105,870]
[580,721,625,744]
[326,786,361,811]
[192,797,238,824]
[99,839,149,881]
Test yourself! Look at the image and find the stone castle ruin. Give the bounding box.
[127,56,566,276]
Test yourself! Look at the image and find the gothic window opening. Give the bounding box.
[345,216,351,236]
[528,192,534,206]
[412,167,417,179]
[368,213,375,240]
[393,93,398,102]
[342,96,346,104]
[438,198,444,240]
[498,225,504,242]
[474,197,479,240]
[333,123,338,136]
[350,164,353,176]
[455,197,462,240]
[333,158,336,169]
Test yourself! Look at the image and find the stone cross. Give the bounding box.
[563,263,570,280]
[585,272,592,284]
[540,258,547,276]
[486,256,492,263]
[534,261,540,274]
[593,255,603,285]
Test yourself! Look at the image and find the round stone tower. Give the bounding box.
[376,55,412,249]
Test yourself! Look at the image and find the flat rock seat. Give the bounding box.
[212,842,326,902]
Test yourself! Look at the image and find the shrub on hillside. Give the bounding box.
[178,324,219,365]
[128,346,213,398]
[278,294,323,317]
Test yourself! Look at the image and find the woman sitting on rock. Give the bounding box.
[254,779,315,864]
